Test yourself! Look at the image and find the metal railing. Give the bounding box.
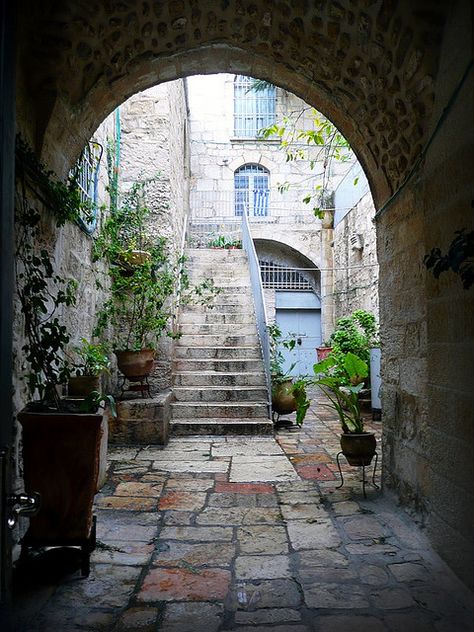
[190,190,320,225]
[241,211,272,418]
[260,262,313,290]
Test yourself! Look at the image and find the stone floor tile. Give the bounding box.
[278,491,321,504]
[107,449,140,461]
[230,456,299,482]
[159,525,233,541]
[299,566,357,583]
[345,542,400,555]
[359,564,390,585]
[342,515,391,540]
[224,627,309,632]
[208,492,258,507]
[161,510,195,525]
[280,502,329,521]
[96,511,158,542]
[235,554,291,579]
[158,490,207,511]
[151,450,212,461]
[96,496,158,511]
[332,500,362,515]
[237,525,289,554]
[196,506,282,525]
[114,481,164,497]
[384,613,437,632]
[154,540,235,567]
[317,615,388,631]
[287,519,342,550]
[212,441,284,457]
[228,579,302,610]
[115,606,159,631]
[370,587,415,609]
[290,453,333,465]
[215,482,275,494]
[92,540,154,566]
[153,459,229,473]
[165,477,214,490]
[302,582,369,609]
[296,548,349,568]
[161,602,223,632]
[138,567,230,602]
[388,561,431,582]
[234,608,302,625]
[295,463,336,480]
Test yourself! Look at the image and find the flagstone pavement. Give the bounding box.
[8,394,474,631]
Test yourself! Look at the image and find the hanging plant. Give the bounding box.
[424,229,474,290]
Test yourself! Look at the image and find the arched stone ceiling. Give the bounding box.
[18,0,448,207]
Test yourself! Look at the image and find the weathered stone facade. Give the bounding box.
[333,192,379,319]
[11,0,474,590]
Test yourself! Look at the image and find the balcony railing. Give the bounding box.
[190,190,320,225]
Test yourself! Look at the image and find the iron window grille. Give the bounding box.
[70,141,103,234]
[259,261,313,290]
[233,75,276,138]
[234,164,270,217]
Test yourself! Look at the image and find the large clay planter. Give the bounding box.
[115,348,155,379]
[340,432,376,466]
[18,410,103,575]
[68,375,101,397]
[272,379,297,416]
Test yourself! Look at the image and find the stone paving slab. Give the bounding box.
[9,390,474,632]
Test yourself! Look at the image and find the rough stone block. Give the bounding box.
[110,390,171,445]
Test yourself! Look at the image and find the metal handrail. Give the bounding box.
[241,212,272,418]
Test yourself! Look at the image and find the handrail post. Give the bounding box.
[241,211,272,419]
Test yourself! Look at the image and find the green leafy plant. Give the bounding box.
[424,228,474,289]
[328,310,378,376]
[72,339,111,377]
[208,235,242,249]
[94,179,219,351]
[313,352,369,433]
[268,323,310,426]
[80,391,117,418]
[15,136,82,410]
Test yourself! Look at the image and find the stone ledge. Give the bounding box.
[110,390,171,446]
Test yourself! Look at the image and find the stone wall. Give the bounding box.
[332,192,379,321]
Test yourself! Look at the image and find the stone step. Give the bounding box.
[174,346,261,360]
[173,385,268,402]
[182,303,253,314]
[173,358,265,372]
[171,418,273,436]
[173,371,266,387]
[176,334,259,347]
[185,248,247,259]
[179,312,255,324]
[172,401,269,419]
[179,323,257,335]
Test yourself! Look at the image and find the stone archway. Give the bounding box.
[14,1,474,588]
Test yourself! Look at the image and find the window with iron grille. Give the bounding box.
[234,164,269,217]
[70,141,102,234]
[259,260,313,290]
[233,75,276,137]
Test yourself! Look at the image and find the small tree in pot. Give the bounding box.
[313,352,376,465]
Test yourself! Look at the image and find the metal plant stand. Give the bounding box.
[335,451,380,498]
[119,374,151,399]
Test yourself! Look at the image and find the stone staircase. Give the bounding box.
[171,247,272,435]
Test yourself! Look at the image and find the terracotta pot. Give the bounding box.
[316,346,332,361]
[340,432,376,466]
[115,348,155,379]
[68,375,101,397]
[272,379,297,415]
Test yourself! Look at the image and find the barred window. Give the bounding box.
[234,164,269,217]
[70,141,102,234]
[259,260,313,290]
[233,76,276,137]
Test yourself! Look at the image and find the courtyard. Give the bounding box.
[10,392,474,631]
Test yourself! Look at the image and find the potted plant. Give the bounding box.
[316,341,333,362]
[15,136,115,575]
[313,351,375,465]
[268,323,310,426]
[208,235,242,249]
[68,338,112,397]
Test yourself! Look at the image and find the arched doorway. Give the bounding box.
[7,0,474,592]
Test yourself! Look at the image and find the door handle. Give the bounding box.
[297,338,302,346]
[7,492,41,529]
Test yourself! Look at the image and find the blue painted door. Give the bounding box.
[276,308,322,377]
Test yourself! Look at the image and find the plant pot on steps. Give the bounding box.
[272,379,297,416]
[340,432,376,466]
[68,375,101,397]
[115,348,155,379]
